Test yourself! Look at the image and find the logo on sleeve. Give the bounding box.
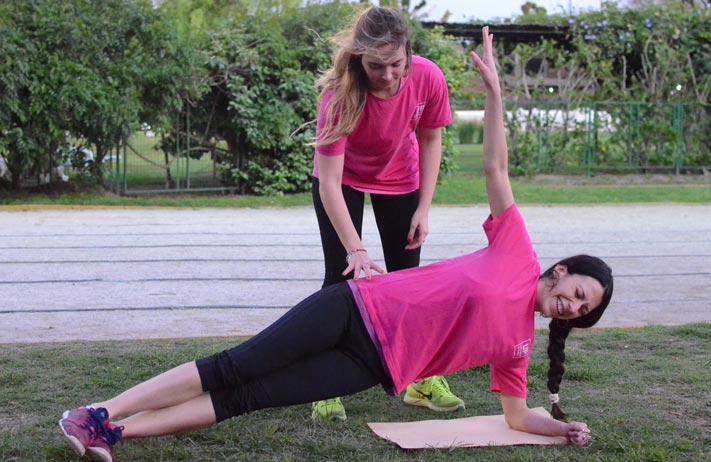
[412,102,425,120]
[512,339,532,359]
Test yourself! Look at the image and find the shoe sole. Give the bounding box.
[311,413,347,422]
[86,446,113,462]
[59,412,86,457]
[403,395,465,412]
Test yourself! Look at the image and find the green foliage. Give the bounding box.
[6,2,710,193]
[518,1,549,23]
[0,0,194,188]
[454,122,483,144]
[410,22,469,176]
[183,2,352,195]
[220,131,315,195]
[563,4,708,102]
[193,4,472,195]
[499,5,711,175]
[188,2,471,195]
[510,4,711,105]
[158,0,250,42]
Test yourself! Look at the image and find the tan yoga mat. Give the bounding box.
[368,407,568,449]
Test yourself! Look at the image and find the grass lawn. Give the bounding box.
[113,131,217,185]
[1,324,709,461]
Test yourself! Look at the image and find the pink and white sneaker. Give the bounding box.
[58,406,109,457]
[87,419,123,462]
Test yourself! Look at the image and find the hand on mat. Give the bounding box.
[343,250,385,281]
[470,26,501,95]
[566,422,592,447]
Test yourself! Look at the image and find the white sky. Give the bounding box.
[420,0,606,22]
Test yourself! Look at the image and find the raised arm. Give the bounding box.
[470,26,514,218]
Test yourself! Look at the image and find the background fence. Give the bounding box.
[104,101,711,195]
[455,100,711,176]
[106,109,231,195]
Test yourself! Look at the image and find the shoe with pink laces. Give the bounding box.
[87,420,123,462]
[59,406,110,457]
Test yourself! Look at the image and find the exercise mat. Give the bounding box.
[368,407,568,449]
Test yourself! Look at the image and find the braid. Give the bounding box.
[541,255,614,422]
[547,319,572,422]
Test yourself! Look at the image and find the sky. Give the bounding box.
[419,0,606,22]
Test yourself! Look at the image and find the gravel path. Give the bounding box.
[1,204,709,343]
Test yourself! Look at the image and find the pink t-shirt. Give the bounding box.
[350,204,540,398]
[314,55,452,194]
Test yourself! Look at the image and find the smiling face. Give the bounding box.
[536,264,605,320]
[361,44,407,98]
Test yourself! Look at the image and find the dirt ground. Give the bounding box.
[2,204,710,343]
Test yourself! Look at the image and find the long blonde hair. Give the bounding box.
[315,6,412,147]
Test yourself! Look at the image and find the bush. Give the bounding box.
[455,122,483,144]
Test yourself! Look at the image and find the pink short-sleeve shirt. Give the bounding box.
[314,55,452,194]
[350,204,540,398]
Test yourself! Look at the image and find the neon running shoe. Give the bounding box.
[59,406,110,457]
[311,398,347,421]
[403,376,465,412]
[87,420,123,462]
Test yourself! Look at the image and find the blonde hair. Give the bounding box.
[315,6,412,147]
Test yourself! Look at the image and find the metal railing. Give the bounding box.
[105,100,711,194]
[454,100,711,176]
[106,109,233,195]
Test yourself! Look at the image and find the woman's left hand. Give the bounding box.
[405,208,429,250]
[566,422,592,447]
[470,26,501,95]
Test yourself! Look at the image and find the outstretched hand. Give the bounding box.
[470,26,501,94]
[342,250,385,281]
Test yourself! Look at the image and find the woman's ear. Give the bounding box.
[553,264,569,279]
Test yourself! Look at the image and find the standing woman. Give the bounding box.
[310,6,463,420]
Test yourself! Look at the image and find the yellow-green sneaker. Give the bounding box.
[403,376,465,412]
[311,398,347,421]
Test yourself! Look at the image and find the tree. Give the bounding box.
[168,1,469,194]
[410,21,467,175]
[0,5,34,188]
[0,0,193,188]
[624,0,709,9]
[506,3,711,172]
[0,0,69,188]
[521,1,547,16]
[163,1,352,194]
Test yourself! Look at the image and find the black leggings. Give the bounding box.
[196,283,390,422]
[312,178,421,288]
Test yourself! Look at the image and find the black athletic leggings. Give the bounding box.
[196,283,391,422]
[312,178,421,288]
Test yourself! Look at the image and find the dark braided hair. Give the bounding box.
[543,255,614,421]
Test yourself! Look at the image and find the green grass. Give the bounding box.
[436,143,711,205]
[120,131,217,184]
[436,177,711,205]
[54,131,220,188]
[1,143,710,207]
[0,191,315,208]
[1,324,709,461]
